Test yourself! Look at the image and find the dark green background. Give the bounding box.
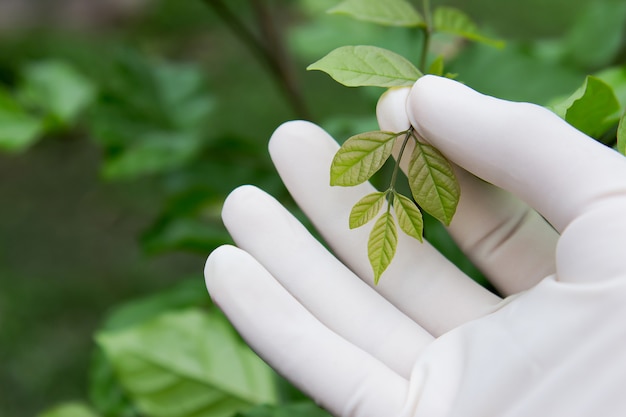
[0,0,624,415]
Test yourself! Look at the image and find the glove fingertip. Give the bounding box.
[268,120,327,160]
[204,244,246,301]
[376,86,411,132]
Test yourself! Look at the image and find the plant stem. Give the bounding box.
[388,128,414,196]
[250,0,311,120]
[201,0,311,120]
[419,0,433,72]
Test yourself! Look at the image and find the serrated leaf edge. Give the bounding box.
[368,212,398,284]
[330,130,399,186]
[307,45,423,88]
[349,191,387,229]
[393,192,424,241]
[408,139,460,225]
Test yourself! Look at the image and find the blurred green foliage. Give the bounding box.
[0,0,624,416]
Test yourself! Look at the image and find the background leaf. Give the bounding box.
[368,212,398,284]
[349,191,386,228]
[328,0,424,28]
[393,192,423,241]
[100,131,202,180]
[88,348,138,417]
[141,217,230,255]
[96,308,278,417]
[562,0,626,69]
[551,75,620,138]
[100,278,210,332]
[307,45,422,87]
[330,130,398,186]
[19,60,96,128]
[596,65,626,109]
[37,402,100,417]
[89,279,211,417]
[433,7,505,49]
[408,140,460,225]
[0,87,44,153]
[427,56,445,76]
[89,49,214,180]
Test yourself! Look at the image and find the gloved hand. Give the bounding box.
[204,75,626,417]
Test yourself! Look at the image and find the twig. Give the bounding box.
[419,0,433,72]
[202,0,311,120]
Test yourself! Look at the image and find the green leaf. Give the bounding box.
[595,65,626,109]
[368,212,398,284]
[408,140,460,225]
[290,5,418,65]
[90,280,209,417]
[330,130,398,186]
[89,348,138,417]
[349,191,386,228]
[563,0,626,69]
[37,402,100,417]
[433,7,505,49]
[90,49,214,180]
[307,45,422,88]
[100,131,203,180]
[551,75,621,138]
[140,185,231,254]
[90,280,211,417]
[328,0,424,27]
[102,278,210,332]
[20,60,96,127]
[0,88,45,153]
[427,56,445,76]
[393,192,423,241]
[96,308,278,417]
[142,216,230,254]
[618,111,626,155]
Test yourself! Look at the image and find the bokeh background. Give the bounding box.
[0,0,624,416]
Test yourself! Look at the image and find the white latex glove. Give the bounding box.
[204,75,626,417]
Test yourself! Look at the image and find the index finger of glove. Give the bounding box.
[377,86,558,295]
[407,76,626,283]
[407,75,626,234]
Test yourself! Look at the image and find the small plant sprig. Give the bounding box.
[307,0,504,283]
[330,126,459,283]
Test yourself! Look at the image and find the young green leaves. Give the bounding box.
[306,0,504,283]
[330,129,459,284]
[368,211,398,283]
[408,140,459,225]
[330,130,397,185]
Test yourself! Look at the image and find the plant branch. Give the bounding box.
[202,0,267,67]
[202,0,311,120]
[250,0,311,120]
[419,0,433,71]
